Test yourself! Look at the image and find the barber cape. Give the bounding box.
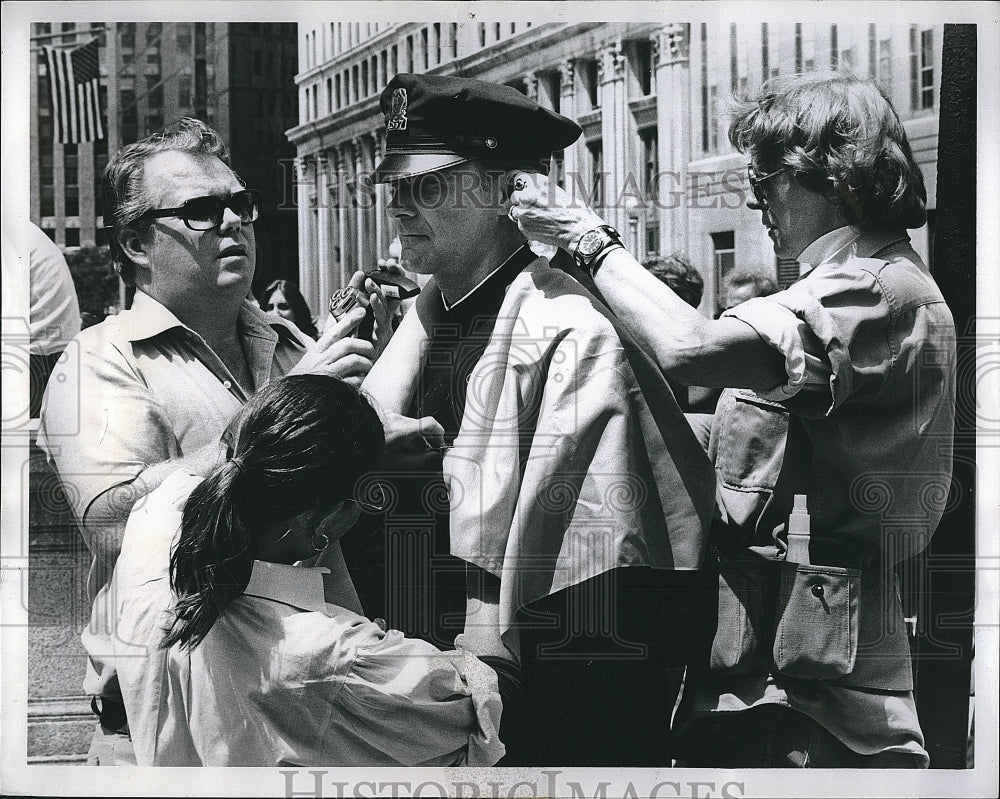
[379,252,715,646]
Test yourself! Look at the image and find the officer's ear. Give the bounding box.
[118,225,152,270]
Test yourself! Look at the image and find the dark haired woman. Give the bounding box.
[261,279,319,339]
[111,374,503,766]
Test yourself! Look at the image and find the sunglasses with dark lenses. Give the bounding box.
[138,188,262,231]
[747,165,790,206]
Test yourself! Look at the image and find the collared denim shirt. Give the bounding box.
[709,228,956,691]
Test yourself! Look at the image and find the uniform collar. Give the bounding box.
[242,560,331,614]
[120,290,304,348]
[440,244,535,312]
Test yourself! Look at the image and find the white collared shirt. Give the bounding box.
[112,471,504,766]
[796,225,862,272]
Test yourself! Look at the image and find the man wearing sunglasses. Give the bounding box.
[509,73,955,767]
[35,117,422,765]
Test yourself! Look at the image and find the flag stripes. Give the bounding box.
[43,39,104,144]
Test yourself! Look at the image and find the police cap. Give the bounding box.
[373,73,582,183]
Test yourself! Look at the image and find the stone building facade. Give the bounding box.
[288,19,942,317]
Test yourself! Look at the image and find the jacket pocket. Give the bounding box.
[710,559,772,675]
[773,562,860,679]
[711,390,789,491]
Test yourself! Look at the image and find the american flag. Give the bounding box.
[44,38,105,144]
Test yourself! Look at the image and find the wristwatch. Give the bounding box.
[573,225,623,274]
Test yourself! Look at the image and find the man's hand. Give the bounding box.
[348,270,395,360]
[379,409,446,472]
[507,172,608,252]
[290,304,375,386]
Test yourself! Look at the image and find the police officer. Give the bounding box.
[363,74,715,766]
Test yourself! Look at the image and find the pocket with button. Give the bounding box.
[772,561,860,679]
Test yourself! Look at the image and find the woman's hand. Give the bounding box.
[507,172,608,252]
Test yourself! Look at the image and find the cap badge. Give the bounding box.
[484,137,498,149]
[386,88,408,131]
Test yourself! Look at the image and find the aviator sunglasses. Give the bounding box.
[137,188,262,231]
[746,164,791,208]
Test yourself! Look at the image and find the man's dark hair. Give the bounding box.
[643,254,704,308]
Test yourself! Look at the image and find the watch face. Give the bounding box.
[578,230,604,257]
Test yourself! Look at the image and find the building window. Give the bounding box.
[645,219,660,257]
[700,23,709,152]
[730,24,738,93]
[361,60,369,97]
[178,75,192,108]
[795,23,803,72]
[391,45,398,74]
[327,77,333,113]
[434,23,442,64]
[761,23,769,82]
[406,36,414,72]
[65,227,80,248]
[712,231,736,310]
[582,58,599,109]
[479,23,486,48]
[639,126,658,197]
[451,23,459,59]
[631,39,653,95]
[541,71,561,113]
[879,37,892,87]
[830,25,839,69]
[914,27,934,109]
[587,140,604,207]
[421,27,429,69]
[335,73,342,110]
[709,85,719,150]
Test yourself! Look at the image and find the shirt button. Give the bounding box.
[223,380,232,389]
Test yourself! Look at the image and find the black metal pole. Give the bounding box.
[915,22,977,769]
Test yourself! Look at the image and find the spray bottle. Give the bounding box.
[785,494,811,565]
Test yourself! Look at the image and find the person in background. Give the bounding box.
[260,278,319,339]
[112,374,503,766]
[718,268,779,316]
[509,71,956,767]
[643,254,704,411]
[644,253,704,309]
[27,221,81,418]
[37,117,420,765]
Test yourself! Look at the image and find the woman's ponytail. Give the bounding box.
[161,459,255,649]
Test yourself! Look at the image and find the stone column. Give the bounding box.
[654,24,691,257]
[523,71,539,102]
[316,150,332,308]
[335,146,348,288]
[371,131,386,258]
[599,39,627,231]
[297,155,320,313]
[353,138,366,272]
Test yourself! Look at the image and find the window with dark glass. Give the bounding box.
[588,140,604,207]
[712,231,736,310]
